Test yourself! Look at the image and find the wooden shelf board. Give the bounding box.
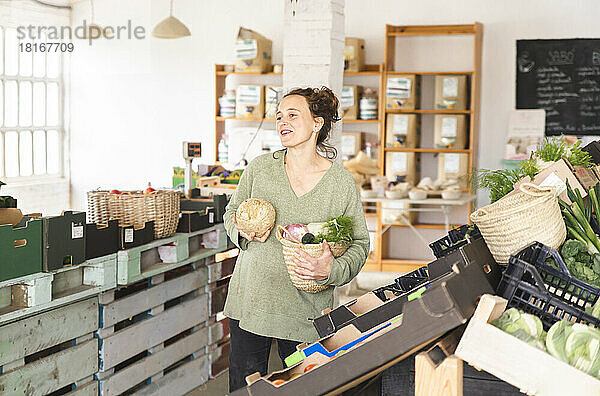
[385,109,472,114]
[343,119,380,123]
[384,147,471,153]
[383,223,448,229]
[216,116,275,122]
[387,71,473,76]
[216,71,282,76]
[362,261,381,272]
[381,259,429,272]
[387,24,477,36]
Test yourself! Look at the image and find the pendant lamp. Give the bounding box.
[152,0,191,39]
[82,0,103,40]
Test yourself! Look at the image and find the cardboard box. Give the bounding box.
[512,159,588,204]
[433,115,467,149]
[341,132,362,158]
[40,211,86,271]
[119,221,155,250]
[386,114,419,148]
[344,38,365,72]
[434,75,468,110]
[437,153,469,186]
[0,217,42,282]
[235,85,265,119]
[86,220,119,260]
[264,86,283,119]
[386,75,418,110]
[385,152,419,185]
[341,85,361,120]
[234,27,272,73]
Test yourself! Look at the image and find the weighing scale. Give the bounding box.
[182,142,202,198]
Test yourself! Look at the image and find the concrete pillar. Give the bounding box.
[283,0,345,163]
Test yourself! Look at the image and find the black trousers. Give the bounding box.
[228,318,301,393]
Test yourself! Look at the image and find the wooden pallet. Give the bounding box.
[0,297,99,395]
[455,294,600,396]
[208,340,231,379]
[0,254,116,326]
[97,262,211,395]
[207,276,230,317]
[207,249,238,284]
[208,316,230,347]
[117,224,227,285]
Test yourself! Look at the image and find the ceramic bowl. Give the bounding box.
[385,190,408,199]
[408,190,428,200]
[360,189,378,199]
[441,190,463,200]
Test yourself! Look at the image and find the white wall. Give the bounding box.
[69,0,600,210]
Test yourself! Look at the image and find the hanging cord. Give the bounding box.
[89,0,95,22]
[30,0,71,9]
[169,0,173,16]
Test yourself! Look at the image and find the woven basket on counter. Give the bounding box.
[87,190,180,239]
[470,182,566,264]
[276,225,349,293]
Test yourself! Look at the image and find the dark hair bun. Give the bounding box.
[283,86,341,159]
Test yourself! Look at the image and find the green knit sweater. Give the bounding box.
[222,152,370,343]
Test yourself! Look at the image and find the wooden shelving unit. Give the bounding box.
[366,23,482,273]
[214,63,385,161]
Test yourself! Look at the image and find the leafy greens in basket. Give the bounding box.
[312,215,353,246]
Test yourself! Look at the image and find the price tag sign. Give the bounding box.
[72,223,84,239]
[125,228,134,243]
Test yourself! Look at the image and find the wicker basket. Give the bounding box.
[276,225,349,293]
[87,190,180,239]
[470,183,566,264]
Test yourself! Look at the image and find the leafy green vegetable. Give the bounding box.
[560,239,600,288]
[313,215,353,246]
[546,320,574,363]
[567,140,594,168]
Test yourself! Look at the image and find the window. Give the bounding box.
[0,26,64,179]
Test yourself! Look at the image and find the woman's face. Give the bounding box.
[276,95,322,149]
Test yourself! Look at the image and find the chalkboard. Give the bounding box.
[516,39,600,136]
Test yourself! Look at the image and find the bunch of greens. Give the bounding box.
[494,307,600,378]
[535,137,593,168]
[471,136,593,203]
[558,240,600,288]
[313,215,353,246]
[560,181,600,257]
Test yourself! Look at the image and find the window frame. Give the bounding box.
[0,2,69,182]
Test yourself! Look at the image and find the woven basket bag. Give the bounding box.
[276,225,349,293]
[87,190,180,239]
[470,182,566,263]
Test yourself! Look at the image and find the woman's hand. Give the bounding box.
[291,242,333,281]
[233,212,272,243]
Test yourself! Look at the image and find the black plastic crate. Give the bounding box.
[497,242,600,330]
[429,224,482,259]
[372,267,429,301]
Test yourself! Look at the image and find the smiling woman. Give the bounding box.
[222,86,370,392]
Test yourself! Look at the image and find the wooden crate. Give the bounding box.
[97,262,211,395]
[0,297,99,395]
[117,224,227,285]
[455,294,600,396]
[208,316,230,346]
[0,253,116,326]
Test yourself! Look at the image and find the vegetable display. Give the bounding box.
[472,136,593,203]
[493,308,600,379]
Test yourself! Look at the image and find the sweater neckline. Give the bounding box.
[280,152,336,199]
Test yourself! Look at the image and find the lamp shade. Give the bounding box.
[152,16,191,39]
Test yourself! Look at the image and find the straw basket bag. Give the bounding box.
[470,182,566,263]
[87,190,180,239]
[235,198,276,238]
[276,225,349,293]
